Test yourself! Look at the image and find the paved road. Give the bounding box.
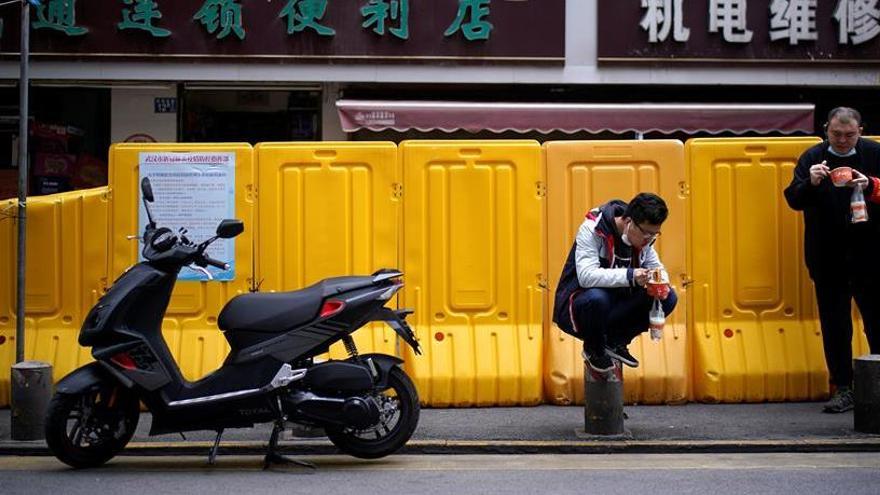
[2,453,879,495]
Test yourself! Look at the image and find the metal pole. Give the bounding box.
[583,361,625,435]
[16,0,30,363]
[854,355,880,434]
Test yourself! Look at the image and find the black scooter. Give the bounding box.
[45,177,422,469]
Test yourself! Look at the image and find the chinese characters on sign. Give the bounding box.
[194,0,246,40]
[33,0,89,36]
[139,152,236,282]
[3,0,565,62]
[709,0,752,43]
[834,0,880,44]
[445,0,493,41]
[154,97,177,113]
[361,0,409,40]
[118,0,170,37]
[769,0,817,45]
[28,0,497,42]
[280,0,336,36]
[636,0,878,46]
[640,0,690,43]
[599,1,880,62]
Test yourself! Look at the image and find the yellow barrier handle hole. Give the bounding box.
[743,146,767,155]
[314,150,338,159]
[459,148,482,157]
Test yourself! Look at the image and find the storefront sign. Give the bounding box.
[0,0,564,62]
[154,97,177,114]
[139,151,236,281]
[598,0,880,63]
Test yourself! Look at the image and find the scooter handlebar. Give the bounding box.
[203,256,229,271]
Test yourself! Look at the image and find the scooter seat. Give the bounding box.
[217,275,379,333]
[218,283,325,333]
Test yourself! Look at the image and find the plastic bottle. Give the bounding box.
[649,297,665,341]
[851,185,868,223]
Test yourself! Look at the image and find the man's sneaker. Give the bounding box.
[605,345,639,368]
[581,349,615,373]
[823,388,854,413]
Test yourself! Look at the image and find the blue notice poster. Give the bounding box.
[138,151,236,281]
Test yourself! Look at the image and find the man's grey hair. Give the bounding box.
[827,107,862,126]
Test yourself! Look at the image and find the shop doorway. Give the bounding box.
[182,87,321,144]
[0,85,111,198]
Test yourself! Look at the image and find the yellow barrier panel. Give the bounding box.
[0,188,109,406]
[255,142,401,359]
[543,140,689,405]
[401,140,544,407]
[108,144,255,381]
[685,137,852,403]
[0,193,9,403]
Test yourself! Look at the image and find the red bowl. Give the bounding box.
[830,166,853,187]
[646,282,670,299]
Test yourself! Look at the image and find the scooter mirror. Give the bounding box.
[216,219,244,239]
[141,177,155,203]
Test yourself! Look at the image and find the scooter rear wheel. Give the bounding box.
[45,383,140,469]
[325,366,420,459]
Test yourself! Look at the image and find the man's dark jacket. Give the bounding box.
[783,138,880,280]
[552,200,641,336]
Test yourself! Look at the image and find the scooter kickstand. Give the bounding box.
[208,428,224,465]
[263,421,315,471]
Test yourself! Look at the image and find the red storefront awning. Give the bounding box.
[336,100,815,135]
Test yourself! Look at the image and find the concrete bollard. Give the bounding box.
[11,361,53,441]
[854,354,880,434]
[584,360,624,435]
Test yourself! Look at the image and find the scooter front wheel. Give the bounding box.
[45,383,140,469]
[325,366,420,459]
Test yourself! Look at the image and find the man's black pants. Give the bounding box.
[814,274,880,388]
[566,287,678,355]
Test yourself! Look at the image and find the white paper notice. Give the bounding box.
[138,151,236,281]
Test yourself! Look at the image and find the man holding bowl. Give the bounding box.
[552,192,677,372]
[784,106,880,413]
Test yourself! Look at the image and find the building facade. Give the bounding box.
[0,0,878,196]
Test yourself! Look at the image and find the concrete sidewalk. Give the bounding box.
[2,402,879,457]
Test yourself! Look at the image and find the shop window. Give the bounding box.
[0,87,110,198]
[182,89,320,144]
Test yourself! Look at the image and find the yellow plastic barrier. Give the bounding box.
[11,136,877,410]
[255,142,401,359]
[0,188,109,406]
[543,140,689,405]
[108,143,255,381]
[0,196,11,405]
[685,137,852,403]
[400,140,544,406]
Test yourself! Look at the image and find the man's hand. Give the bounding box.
[810,160,830,185]
[633,268,648,287]
[847,169,870,189]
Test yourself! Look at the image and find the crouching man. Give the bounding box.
[552,192,678,372]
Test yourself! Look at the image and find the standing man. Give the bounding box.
[784,107,880,413]
[553,192,677,372]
